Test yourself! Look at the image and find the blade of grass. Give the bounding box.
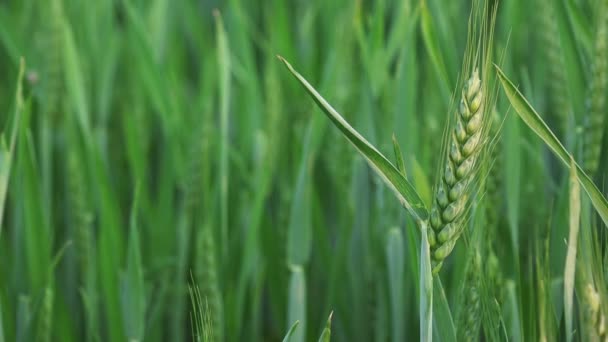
[495,65,608,227]
[62,17,91,138]
[433,278,456,341]
[386,228,404,342]
[0,298,4,342]
[420,0,451,98]
[317,311,333,342]
[282,320,300,342]
[278,56,429,223]
[121,186,145,341]
[16,296,31,342]
[214,9,231,259]
[0,57,24,234]
[287,160,312,266]
[287,265,306,342]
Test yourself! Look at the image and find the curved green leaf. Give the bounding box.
[317,311,333,342]
[282,321,300,342]
[495,65,608,227]
[278,56,429,223]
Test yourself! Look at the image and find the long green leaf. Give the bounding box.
[0,57,24,235]
[121,186,145,341]
[495,65,608,227]
[432,278,456,341]
[278,56,429,223]
[287,266,306,342]
[63,18,91,138]
[386,228,404,342]
[420,0,451,98]
[214,10,230,259]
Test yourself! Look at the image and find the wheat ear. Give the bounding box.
[538,0,570,138]
[583,3,608,176]
[428,69,486,273]
[195,225,224,342]
[457,250,482,342]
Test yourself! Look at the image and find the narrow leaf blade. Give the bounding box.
[287,266,306,342]
[495,65,608,227]
[278,56,429,222]
[317,311,333,342]
[282,321,300,342]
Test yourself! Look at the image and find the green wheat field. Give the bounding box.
[0,0,607,341]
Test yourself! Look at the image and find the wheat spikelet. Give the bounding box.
[457,250,482,342]
[428,69,488,273]
[583,3,608,176]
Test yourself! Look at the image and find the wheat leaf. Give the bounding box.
[278,56,429,223]
[495,65,608,227]
[282,321,300,342]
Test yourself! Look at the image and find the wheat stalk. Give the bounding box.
[428,69,489,273]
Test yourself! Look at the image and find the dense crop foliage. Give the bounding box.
[0,0,606,341]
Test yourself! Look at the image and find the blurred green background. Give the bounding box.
[0,0,606,341]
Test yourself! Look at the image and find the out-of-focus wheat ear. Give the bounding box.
[195,224,224,342]
[583,284,608,341]
[456,250,482,342]
[583,2,608,176]
[67,151,93,280]
[485,110,505,304]
[38,0,64,120]
[537,0,571,139]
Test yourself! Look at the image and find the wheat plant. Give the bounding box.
[0,0,607,341]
